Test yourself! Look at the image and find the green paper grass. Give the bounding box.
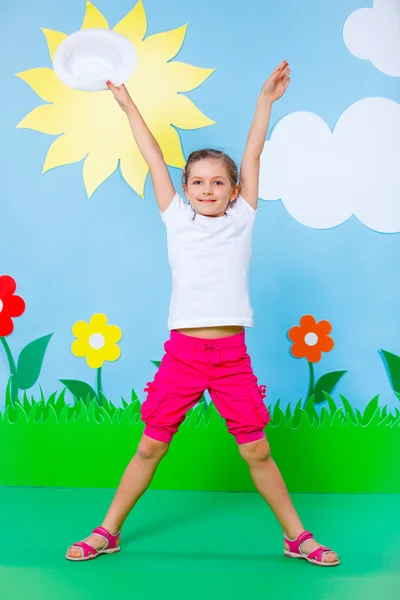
[1,380,399,493]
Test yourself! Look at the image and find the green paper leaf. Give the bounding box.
[314,370,347,404]
[14,334,53,390]
[151,360,161,368]
[380,350,400,394]
[59,379,97,403]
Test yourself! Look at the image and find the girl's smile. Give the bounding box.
[183,158,239,217]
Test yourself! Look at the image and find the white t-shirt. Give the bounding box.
[161,193,256,330]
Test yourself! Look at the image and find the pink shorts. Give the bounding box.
[141,330,270,445]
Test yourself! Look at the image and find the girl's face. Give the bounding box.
[183,159,239,218]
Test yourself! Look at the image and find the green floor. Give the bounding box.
[1,488,399,599]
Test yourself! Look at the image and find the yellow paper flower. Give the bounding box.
[15,1,215,198]
[72,313,122,368]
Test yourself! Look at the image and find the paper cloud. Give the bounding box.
[259,98,400,233]
[343,0,400,77]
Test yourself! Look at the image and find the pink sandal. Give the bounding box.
[284,530,340,567]
[66,526,121,562]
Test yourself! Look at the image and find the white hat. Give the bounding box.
[53,28,137,92]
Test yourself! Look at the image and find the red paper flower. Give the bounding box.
[288,315,334,363]
[0,276,25,336]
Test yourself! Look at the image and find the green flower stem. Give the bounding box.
[306,360,315,402]
[0,336,18,402]
[97,367,103,405]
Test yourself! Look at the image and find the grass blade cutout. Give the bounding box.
[361,395,380,426]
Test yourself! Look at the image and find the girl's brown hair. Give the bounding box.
[183,149,238,188]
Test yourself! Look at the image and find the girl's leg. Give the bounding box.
[67,434,169,559]
[238,437,338,563]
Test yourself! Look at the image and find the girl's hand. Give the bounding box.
[106,81,134,112]
[261,61,291,103]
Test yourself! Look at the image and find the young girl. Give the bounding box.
[66,61,340,567]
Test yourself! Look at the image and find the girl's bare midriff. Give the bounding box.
[175,325,244,339]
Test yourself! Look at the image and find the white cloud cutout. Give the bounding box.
[259,98,400,233]
[343,0,400,77]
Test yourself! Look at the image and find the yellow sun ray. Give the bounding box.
[16,1,215,199]
[168,95,216,129]
[15,68,66,103]
[83,151,119,198]
[167,62,215,92]
[81,1,109,30]
[120,141,149,198]
[16,104,63,135]
[157,125,185,168]
[43,134,87,173]
[141,24,187,61]
[114,0,147,45]
[41,28,68,62]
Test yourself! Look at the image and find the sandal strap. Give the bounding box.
[92,526,119,549]
[307,546,333,562]
[284,530,314,553]
[71,541,98,558]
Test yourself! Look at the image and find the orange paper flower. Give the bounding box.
[288,315,334,363]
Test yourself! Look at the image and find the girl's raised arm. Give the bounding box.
[240,61,290,210]
[107,81,175,213]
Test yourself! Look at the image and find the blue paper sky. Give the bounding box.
[1,0,399,409]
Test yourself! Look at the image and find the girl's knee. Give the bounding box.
[137,435,169,460]
[239,438,271,464]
